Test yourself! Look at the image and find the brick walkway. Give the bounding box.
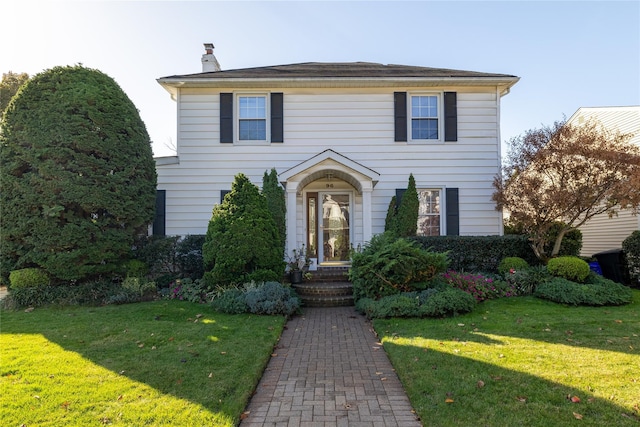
[240,306,422,426]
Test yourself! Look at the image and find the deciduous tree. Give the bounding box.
[493,119,640,261]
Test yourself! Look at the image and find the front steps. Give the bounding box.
[291,266,354,307]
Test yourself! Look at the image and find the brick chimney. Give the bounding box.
[201,43,221,72]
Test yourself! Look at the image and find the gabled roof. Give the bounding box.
[161,62,516,80]
[158,62,519,97]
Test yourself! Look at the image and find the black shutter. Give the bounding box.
[446,187,459,236]
[220,93,233,143]
[153,190,166,236]
[220,190,230,203]
[444,92,457,142]
[395,188,406,208]
[271,92,283,143]
[394,92,407,142]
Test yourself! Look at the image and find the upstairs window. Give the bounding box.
[238,96,266,140]
[411,95,439,140]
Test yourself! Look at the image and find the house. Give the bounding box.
[568,106,640,258]
[154,44,519,268]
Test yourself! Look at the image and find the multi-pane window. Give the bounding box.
[417,189,441,236]
[411,95,439,140]
[238,96,266,140]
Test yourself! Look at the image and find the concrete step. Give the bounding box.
[292,281,354,307]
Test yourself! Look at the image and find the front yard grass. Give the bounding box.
[0,300,285,426]
[375,291,640,427]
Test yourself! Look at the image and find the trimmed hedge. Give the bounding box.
[9,268,49,289]
[410,235,538,273]
[547,256,590,283]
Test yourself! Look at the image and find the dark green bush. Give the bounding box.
[176,235,206,279]
[410,235,538,273]
[262,169,286,255]
[535,276,632,306]
[9,268,49,289]
[420,288,477,317]
[498,257,530,276]
[547,256,590,283]
[622,230,640,285]
[244,282,300,316]
[504,221,583,258]
[6,278,133,308]
[349,233,449,301]
[0,65,156,282]
[355,287,475,319]
[133,235,181,277]
[394,173,419,237]
[203,174,285,287]
[211,288,248,314]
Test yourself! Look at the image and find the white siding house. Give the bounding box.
[154,45,519,267]
[569,106,640,257]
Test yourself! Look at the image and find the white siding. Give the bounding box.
[157,87,503,237]
[569,107,640,256]
[580,210,639,257]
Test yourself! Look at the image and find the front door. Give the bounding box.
[318,192,351,263]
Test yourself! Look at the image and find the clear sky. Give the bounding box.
[3,0,639,157]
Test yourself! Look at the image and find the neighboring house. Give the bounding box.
[154,44,519,267]
[568,106,640,258]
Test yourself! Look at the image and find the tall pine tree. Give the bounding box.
[262,168,286,255]
[395,174,419,237]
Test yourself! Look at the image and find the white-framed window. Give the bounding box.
[238,95,267,141]
[410,94,441,141]
[417,189,441,236]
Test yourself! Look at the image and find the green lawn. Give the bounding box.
[0,300,285,426]
[374,291,640,427]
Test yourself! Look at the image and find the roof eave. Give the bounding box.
[157,76,520,97]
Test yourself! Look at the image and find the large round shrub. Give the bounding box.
[202,173,285,287]
[547,256,590,283]
[349,232,449,301]
[0,65,157,282]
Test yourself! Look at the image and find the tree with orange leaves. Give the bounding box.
[493,119,640,261]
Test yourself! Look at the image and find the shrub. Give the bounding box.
[349,233,449,301]
[9,268,49,289]
[211,288,248,314]
[503,265,552,295]
[420,288,477,317]
[547,256,590,283]
[0,65,156,282]
[244,281,300,316]
[355,288,474,319]
[442,270,517,302]
[167,278,210,304]
[133,235,181,277]
[121,276,156,298]
[535,276,632,306]
[5,278,133,308]
[498,257,530,276]
[176,235,206,279]
[125,259,149,278]
[410,235,538,273]
[622,230,640,285]
[203,174,285,287]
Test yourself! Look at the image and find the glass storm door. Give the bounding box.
[319,192,351,263]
